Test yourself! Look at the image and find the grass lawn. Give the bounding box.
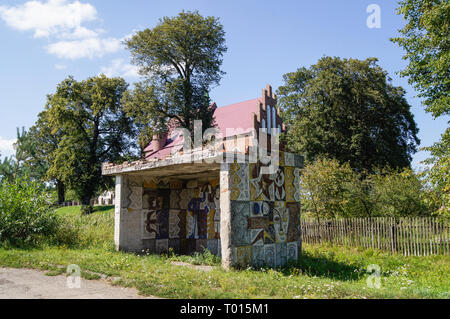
[0,206,448,299]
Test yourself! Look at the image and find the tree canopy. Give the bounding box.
[277,57,420,172]
[124,11,227,149]
[392,0,449,216]
[45,75,137,213]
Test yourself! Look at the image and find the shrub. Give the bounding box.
[370,167,431,217]
[0,179,61,245]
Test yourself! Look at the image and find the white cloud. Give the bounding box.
[100,59,139,78]
[0,137,16,158]
[0,0,122,59]
[48,37,121,59]
[0,0,97,38]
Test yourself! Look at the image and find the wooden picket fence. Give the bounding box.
[301,217,449,256]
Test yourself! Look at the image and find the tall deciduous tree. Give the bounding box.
[46,75,137,213]
[392,0,449,216]
[124,11,227,150]
[277,57,420,172]
[15,111,66,203]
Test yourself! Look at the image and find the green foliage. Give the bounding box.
[124,11,227,149]
[370,167,431,217]
[421,129,450,216]
[0,242,448,298]
[45,75,137,210]
[392,0,449,217]
[54,205,115,248]
[0,179,60,245]
[300,158,433,219]
[392,0,449,118]
[277,57,420,172]
[299,158,362,220]
[0,154,15,183]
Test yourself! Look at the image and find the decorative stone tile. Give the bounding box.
[293,168,301,202]
[251,245,265,267]
[176,210,186,239]
[207,239,219,255]
[264,244,276,268]
[230,201,250,246]
[249,163,263,201]
[250,229,264,246]
[170,190,181,209]
[142,210,158,239]
[179,189,195,210]
[156,210,169,239]
[236,246,252,267]
[287,203,300,242]
[197,209,208,239]
[155,239,169,254]
[294,154,304,168]
[264,224,276,244]
[276,243,287,267]
[284,167,295,203]
[287,242,298,262]
[186,210,197,239]
[143,177,158,189]
[128,186,143,211]
[273,202,289,243]
[230,163,250,201]
[274,167,286,201]
[143,190,163,210]
[169,210,181,238]
[207,209,219,239]
[284,152,296,167]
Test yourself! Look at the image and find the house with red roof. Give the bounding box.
[102,84,303,269]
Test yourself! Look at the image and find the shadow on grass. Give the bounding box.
[93,205,114,213]
[279,252,362,281]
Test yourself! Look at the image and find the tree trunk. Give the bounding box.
[56,180,65,204]
[81,196,93,215]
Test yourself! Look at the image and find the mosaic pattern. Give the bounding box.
[139,179,220,255]
[230,151,303,267]
[230,163,250,201]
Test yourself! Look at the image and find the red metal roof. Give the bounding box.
[145,98,261,160]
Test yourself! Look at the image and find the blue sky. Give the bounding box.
[0,0,448,169]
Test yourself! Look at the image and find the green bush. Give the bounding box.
[300,158,434,219]
[0,179,61,245]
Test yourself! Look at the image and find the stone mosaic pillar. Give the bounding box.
[221,151,303,269]
[219,163,233,269]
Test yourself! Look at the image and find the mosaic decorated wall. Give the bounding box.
[114,175,221,256]
[227,151,303,268]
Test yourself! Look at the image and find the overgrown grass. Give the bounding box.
[0,205,448,299]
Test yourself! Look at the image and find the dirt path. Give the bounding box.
[0,268,159,299]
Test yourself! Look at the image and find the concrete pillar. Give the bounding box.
[219,163,233,269]
[114,175,123,251]
[114,175,143,252]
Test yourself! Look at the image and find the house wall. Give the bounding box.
[114,174,221,255]
[220,151,303,268]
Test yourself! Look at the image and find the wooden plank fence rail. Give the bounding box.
[300,217,449,256]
